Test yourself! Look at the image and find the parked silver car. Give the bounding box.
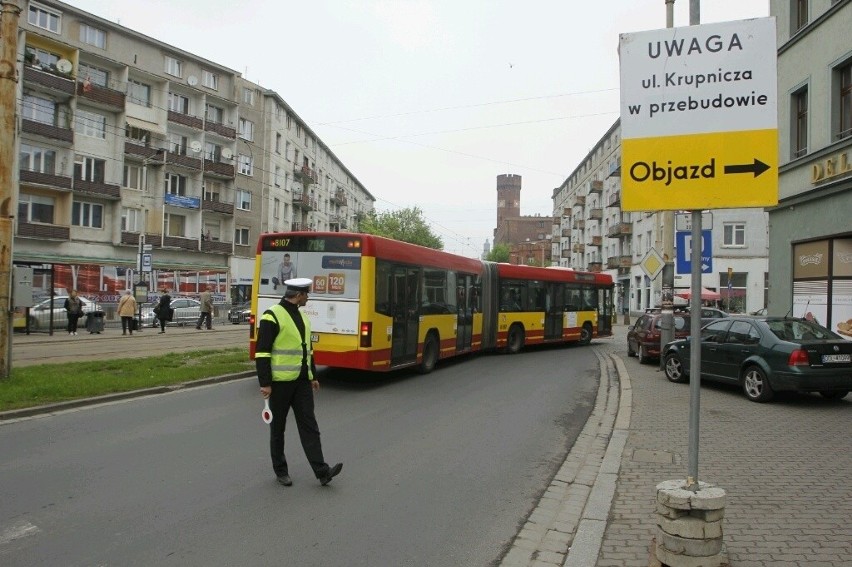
[140,297,202,327]
[15,295,100,331]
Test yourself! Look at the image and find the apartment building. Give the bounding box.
[552,119,769,316]
[15,0,373,311]
[769,0,852,332]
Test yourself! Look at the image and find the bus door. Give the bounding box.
[598,286,613,336]
[456,274,473,352]
[391,266,420,366]
[544,283,564,340]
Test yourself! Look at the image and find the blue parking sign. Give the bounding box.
[676,230,712,274]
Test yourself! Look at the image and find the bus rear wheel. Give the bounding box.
[506,324,524,354]
[579,323,593,345]
[418,334,439,374]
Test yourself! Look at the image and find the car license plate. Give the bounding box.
[311,334,319,343]
[822,354,850,363]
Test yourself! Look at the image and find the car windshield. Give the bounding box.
[766,319,840,341]
[653,315,690,330]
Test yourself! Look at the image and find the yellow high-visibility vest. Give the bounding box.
[257,304,313,382]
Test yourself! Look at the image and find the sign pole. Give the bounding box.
[687,211,703,491]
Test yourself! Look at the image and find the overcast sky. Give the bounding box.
[65,0,769,257]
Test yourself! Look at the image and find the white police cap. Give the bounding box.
[284,278,312,292]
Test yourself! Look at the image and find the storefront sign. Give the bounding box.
[811,150,852,184]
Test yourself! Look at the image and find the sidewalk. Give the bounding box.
[502,324,852,567]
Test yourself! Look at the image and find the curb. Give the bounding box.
[0,371,256,422]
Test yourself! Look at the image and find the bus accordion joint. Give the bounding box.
[360,321,372,348]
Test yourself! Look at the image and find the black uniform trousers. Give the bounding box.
[268,378,329,479]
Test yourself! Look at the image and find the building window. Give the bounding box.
[74,109,106,139]
[168,133,187,155]
[236,189,252,210]
[168,92,189,114]
[121,207,141,232]
[242,87,254,105]
[791,86,808,158]
[127,79,151,107]
[204,142,221,162]
[164,173,187,196]
[125,125,151,146]
[79,23,106,48]
[205,181,222,202]
[18,193,55,223]
[723,223,745,247]
[237,154,253,176]
[205,104,223,124]
[72,201,103,228]
[78,62,108,87]
[28,3,60,33]
[22,94,56,125]
[235,226,250,246]
[273,198,280,219]
[275,133,282,153]
[201,70,218,90]
[794,0,808,32]
[274,166,281,187]
[165,56,183,78]
[839,61,852,140]
[123,164,143,190]
[238,118,254,141]
[165,213,186,237]
[74,156,105,183]
[19,143,56,173]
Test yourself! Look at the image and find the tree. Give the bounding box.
[485,243,510,263]
[359,207,443,250]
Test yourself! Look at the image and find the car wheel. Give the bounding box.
[506,324,524,354]
[742,365,774,403]
[664,352,687,383]
[417,334,439,374]
[579,323,593,346]
[638,345,650,364]
[819,390,849,400]
[627,339,636,357]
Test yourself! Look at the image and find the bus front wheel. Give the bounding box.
[418,334,439,374]
[506,324,524,354]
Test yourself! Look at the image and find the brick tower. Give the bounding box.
[496,174,522,229]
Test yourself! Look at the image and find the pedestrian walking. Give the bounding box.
[255,277,342,487]
[196,286,214,330]
[63,289,84,336]
[154,288,172,334]
[117,290,138,335]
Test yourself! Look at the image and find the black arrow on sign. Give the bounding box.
[724,159,770,177]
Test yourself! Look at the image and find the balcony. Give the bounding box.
[201,239,233,254]
[574,219,585,230]
[561,229,571,237]
[607,190,621,207]
[588,208,603,221]
[606,222,633,238]
[331,189,347,206]
[201,196,234,215]
[17,221,70,240]
[589,180,603,195]
[589,236,603,247]
[574,195,586,206]
[606,255,633,269]
[73,179,121,200]
[292,191,316,211]
[561,249,572,259]
[167,151,202,171]
[562,207,572,217]
[204,121,236,139]
[294,164,318,185]
[125,141,163,161]
[203,159,235,178]
[160,235,199,251]
[586,261,603,273]
[22,119,73,144]
[77,81,125,111]
[19,169,72,190]
[120,231,142,246]
[167,110,203,130]
[292,222,315,231]
[573,243,585,253]
[23,65,75,96]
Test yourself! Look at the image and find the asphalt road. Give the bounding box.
[0,339,601,566]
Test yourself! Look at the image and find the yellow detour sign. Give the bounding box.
[619,18,778,212]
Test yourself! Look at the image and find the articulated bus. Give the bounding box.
[250,232,613,373]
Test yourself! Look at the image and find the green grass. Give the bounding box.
[0,348,255,412]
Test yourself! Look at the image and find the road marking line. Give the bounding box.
[0,521,40,545]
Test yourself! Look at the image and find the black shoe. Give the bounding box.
[320,463,343,486]
[196,326,201,330]
[277,474,293,486]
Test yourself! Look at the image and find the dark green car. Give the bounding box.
[663,316,852,402]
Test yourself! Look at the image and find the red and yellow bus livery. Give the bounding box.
[250,232,613,373]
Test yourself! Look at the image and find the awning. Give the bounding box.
[125,116,166,135]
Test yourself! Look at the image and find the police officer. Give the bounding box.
[256,277,343,487]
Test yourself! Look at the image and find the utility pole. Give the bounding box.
[0,0,21,380]
[658,0,677,370]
